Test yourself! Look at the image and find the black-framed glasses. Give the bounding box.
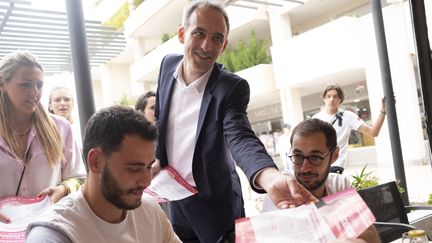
[288,147,336,166]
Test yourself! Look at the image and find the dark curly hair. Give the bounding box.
[83,106,157,169]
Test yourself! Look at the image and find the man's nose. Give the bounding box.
[300,159,313,172]
[141,169,152,187]
[200,37,211,50]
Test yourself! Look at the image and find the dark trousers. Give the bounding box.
[168,194,235,243]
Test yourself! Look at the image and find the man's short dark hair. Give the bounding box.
[290,119,337,150]
[83,106,157,167]
[183,0,230,33]
[321,84,345,104]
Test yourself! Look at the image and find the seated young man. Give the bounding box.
[262,119,381,243]
[26,106,181,243]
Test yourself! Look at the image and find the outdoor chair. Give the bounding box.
[329,166,344,174]
[357,181,432,243]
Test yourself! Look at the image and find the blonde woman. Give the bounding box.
[0,52,86,223]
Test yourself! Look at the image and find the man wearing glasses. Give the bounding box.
[262,119,380,242]
[263,118,350,204]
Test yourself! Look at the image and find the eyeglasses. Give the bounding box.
[288,147,336,166]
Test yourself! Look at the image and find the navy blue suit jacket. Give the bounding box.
[155,54,277,238]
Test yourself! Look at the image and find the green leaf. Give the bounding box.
[351,164,379,190]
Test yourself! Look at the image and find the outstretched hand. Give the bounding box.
[267,174,317,208]
[256,168,317,209]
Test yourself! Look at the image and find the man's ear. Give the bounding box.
[330,146,339,165]
[87,148,104,174]
[178,26,185,44]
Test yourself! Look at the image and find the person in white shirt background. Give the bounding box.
[312,84,386,174]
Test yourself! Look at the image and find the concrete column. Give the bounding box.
[267,7,292,46]
[279,87,304,127]
[132,37,146,61]
[267,6,301,126]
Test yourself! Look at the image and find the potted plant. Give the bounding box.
[351,164,379,190]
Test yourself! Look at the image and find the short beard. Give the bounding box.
[101,165,142,210]
[297,166,331,191]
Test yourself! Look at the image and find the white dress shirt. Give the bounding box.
[166,60,213,186]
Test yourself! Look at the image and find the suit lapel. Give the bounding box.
[158,57,180,158]
[196,64,220,140]
[160,76,176,130]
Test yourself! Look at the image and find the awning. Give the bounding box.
[0,0,126,74]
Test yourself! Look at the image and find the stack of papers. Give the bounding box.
[145,166,198,202]
[235,188,375,243]
[0,196,50,243]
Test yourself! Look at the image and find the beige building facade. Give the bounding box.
[91,0,431,179]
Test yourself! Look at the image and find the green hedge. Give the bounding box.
[103,2,129,30]
[103,0,146,30]
[218,31,271,72]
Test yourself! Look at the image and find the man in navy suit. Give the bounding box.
[154,1,315,242]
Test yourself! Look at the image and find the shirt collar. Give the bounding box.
[173,59,212,94]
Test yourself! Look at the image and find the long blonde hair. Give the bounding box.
[0,51,62,166]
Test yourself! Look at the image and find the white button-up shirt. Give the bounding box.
[166,60,212,186]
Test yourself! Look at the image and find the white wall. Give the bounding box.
[236,64,275,96]
[96,63,134,107]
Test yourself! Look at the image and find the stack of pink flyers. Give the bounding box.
[0,196,50,243]
[145,166,198,203]
[235,188,375,243]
